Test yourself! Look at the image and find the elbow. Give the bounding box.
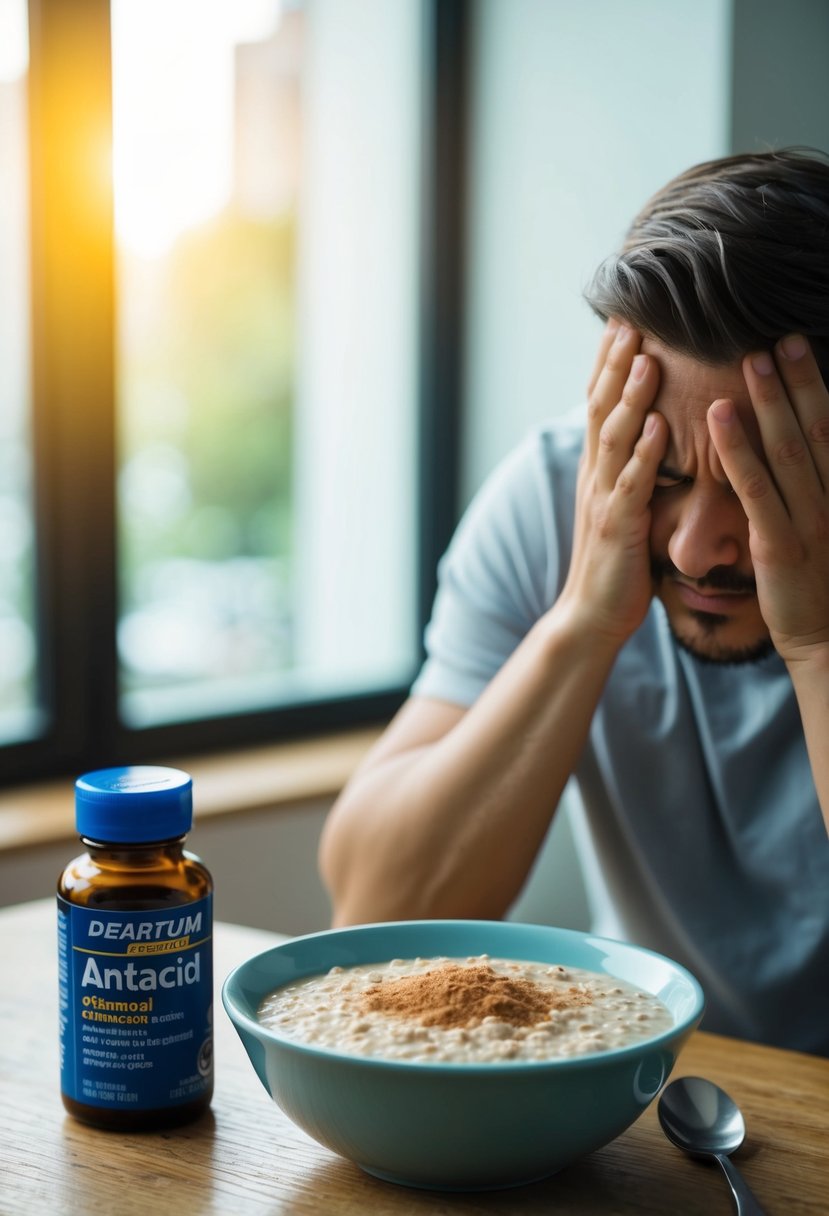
[317,803,350,921]
[318,803,421,926]
[317,792,390,925]
[318,785,515,925]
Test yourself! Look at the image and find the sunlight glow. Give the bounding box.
[111,0,282,259]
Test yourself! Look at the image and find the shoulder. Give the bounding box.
[412,414,585,706]
[453,412,585,555]
[482,412,585,500]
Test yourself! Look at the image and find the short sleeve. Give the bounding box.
[411,420,583,707]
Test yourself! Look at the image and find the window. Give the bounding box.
[2,0,466,784]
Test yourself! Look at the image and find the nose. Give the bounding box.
[666,488,746,580]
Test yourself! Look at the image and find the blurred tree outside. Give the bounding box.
[117,207,297,697]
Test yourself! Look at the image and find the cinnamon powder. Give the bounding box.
[359,963,593,1029]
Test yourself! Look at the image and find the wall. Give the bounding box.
[731,0,829,152]
[462,0,730,500]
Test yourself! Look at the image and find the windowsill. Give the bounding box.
[0,726,382,854]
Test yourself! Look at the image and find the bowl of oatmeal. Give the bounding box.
[222,920,703,1190]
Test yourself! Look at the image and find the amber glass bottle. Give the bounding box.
[57,767,213,1131]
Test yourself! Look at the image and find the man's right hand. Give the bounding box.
[555,319,668,648]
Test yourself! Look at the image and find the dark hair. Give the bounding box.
[585,148,829,377]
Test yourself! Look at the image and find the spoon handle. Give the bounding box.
[716,1154,767,1216]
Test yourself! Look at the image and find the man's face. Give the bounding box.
[643,338,774,663]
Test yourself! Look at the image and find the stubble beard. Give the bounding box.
[650,558,777,667]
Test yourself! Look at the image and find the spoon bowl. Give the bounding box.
[658,1074,745,1155]
[658,1076,766,1215]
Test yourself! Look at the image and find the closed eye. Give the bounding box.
[653,465,691,492]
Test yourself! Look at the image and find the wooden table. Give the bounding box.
[1,900,826,1215]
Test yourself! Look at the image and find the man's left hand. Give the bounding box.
[707,334,829,666]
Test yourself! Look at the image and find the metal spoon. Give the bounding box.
[658,1076,766,1215]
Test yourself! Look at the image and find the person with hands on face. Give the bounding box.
[319,149,829,1056]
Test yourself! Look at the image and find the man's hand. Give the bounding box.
[708,334,829,666]
[556,319,668,647]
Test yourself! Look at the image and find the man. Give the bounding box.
[319,150,829,1055]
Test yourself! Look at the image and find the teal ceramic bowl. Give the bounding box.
[222,920,703,1191]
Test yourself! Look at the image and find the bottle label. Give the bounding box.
[58,894,213,1111]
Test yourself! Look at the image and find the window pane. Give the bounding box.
[113,0,422,727]
[0,0,39,744]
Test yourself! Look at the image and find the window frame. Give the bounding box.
[3,0,467,785]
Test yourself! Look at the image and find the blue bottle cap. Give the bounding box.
[75,766,193,843]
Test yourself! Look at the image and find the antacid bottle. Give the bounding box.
[57,766,213,1130]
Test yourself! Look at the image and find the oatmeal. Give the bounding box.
[256,955,673,1063]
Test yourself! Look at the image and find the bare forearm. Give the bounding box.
[787,649,829,835]
[319,608,620,923]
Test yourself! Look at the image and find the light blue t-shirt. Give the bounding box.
[412,417,829,1055]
